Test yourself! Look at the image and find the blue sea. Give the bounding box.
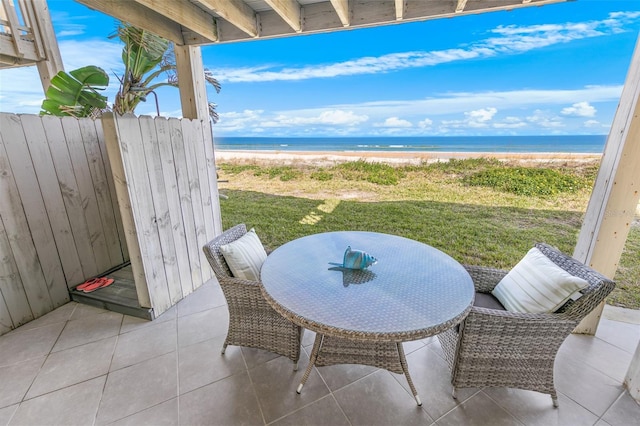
[214,135,606,154]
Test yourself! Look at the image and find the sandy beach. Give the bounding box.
[214,149,602,166]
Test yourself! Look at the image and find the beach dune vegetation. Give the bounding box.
[217,157,639,309]
[463,166,589,196]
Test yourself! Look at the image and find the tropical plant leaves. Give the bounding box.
[39,66,109,117]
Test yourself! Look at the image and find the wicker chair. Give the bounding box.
[202,224,303,369]
[437,243,615,407]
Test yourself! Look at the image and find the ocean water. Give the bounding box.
[214,135,607,153]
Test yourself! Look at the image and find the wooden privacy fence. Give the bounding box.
[0,113,128,335]
[102,113,222,318]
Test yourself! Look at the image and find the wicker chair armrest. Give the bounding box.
[462,305,578,334]
[463,265,508,293]
[217,274,261,288]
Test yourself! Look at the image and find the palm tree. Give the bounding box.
[111,23,221,121]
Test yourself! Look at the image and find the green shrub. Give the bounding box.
[424,157,501,173]
[334,160,406,185]
[218,164,261,174]
[463,167,587,196]
[253,166,301,181]
[311,170,333,181]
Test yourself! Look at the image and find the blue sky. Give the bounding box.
[1,0,639,137]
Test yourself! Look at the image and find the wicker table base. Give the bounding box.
[298,334,422,405]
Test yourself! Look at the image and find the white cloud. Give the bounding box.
[493,116,526,129]
[210,13,640,83]
[218,109,368,131]
[418,118,433,128]
[210,85,618,136]
[374,117,413,128]
[216,109,266,131]
[561,101,597,117]
[526,109,565,128]
[317,85,622,119]
[465,107,497,127]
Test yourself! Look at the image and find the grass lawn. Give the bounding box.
[217,157,640,309]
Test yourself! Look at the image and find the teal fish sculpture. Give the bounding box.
[329,246,377,270]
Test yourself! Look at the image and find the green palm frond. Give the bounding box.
[110,21,221,119]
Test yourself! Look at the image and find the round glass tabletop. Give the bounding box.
[260,231,474,341]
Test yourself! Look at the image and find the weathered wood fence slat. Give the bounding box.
[101,113,221,318]
[0,113,128,335]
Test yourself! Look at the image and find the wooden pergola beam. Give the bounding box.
[30,0,64,91]
[395,0,404,21]
[133,0,217,43]
[330,0,350,27]
[195,0,258,38]
[265,0,302,33]
[76,0,186,45]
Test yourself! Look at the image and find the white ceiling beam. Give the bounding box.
[76,0,185,45]
[133,0,217,42]
[395,0,404,21]
[265,0,302,33]
[456,0,468,13]
[195,0,258,38]
[330,0,350,27]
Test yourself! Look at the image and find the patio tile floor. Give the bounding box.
[1,278,639,426]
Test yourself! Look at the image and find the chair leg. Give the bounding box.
[293,361,298,371]
[551,393,559,408]
[452,388,458,399]
[221,342,228,354]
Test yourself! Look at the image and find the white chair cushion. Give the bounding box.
[492,247,589,313]
[219,228,267,281]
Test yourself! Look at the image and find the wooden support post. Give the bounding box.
[626,343,640,402]
[174,45,210,121]
[573,35,640,335]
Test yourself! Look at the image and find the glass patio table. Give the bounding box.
[260,231,474,406]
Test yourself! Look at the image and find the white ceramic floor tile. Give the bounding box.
[178,334,246,395]
[601,391,640,426]
[554,355,624,417]
[559,333,634,382]
[0,357,44,408]
[52,311,123,352]
[108,398,179,426]
[0,322,65,368]
[436,391,524,426]
[0,404,18,426]
[97,352,178,425]
[394,344,478,420]
[595,318,640,354]
[26,336,116,399]
[179,372,264,426]
[176,279,226,318]
[110,319,176,371]
[333,370,434,426]
[484,387,600,426]
[9,376,105,426]
[271,394,350,426]
[177,305,229,348]
[248,351,330,423]
[14,302,77,332]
